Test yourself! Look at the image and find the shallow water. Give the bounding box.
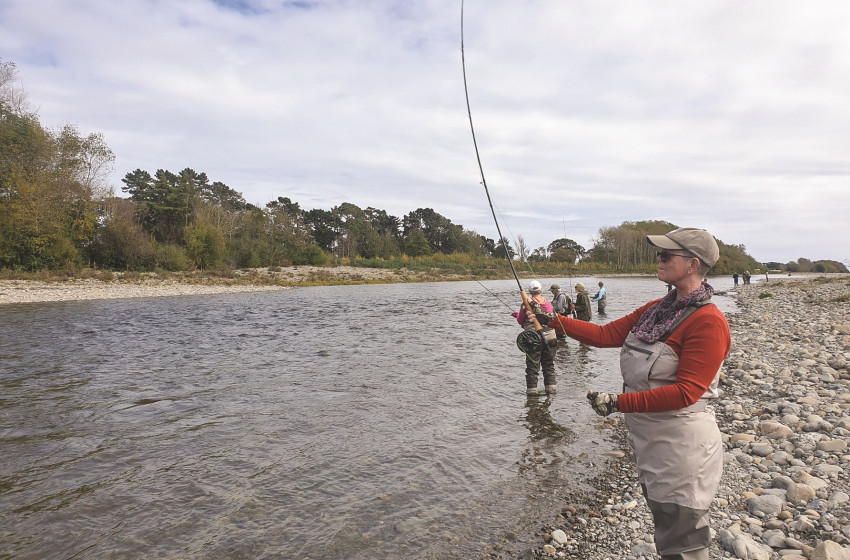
[0,276,738,559]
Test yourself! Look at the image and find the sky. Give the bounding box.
[1,0,848,264]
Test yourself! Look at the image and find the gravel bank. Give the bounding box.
[0,278,290,304]
[511,276,850,560]
[0,266,418,305]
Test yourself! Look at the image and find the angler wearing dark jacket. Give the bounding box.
[573,283,592,322]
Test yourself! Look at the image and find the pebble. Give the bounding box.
[510,276,850,559]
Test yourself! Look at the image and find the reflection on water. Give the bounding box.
[0,276,738,559]
[524,396,576,442]
[519,396,578,477]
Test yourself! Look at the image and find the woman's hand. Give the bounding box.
[587,391,619,416]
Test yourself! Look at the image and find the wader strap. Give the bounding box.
[659,301,714,342]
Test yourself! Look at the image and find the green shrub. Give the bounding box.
[184,224,226,269]
[291,245,327,266]
[155,244,191,271]
[758,292,773,299]
[241,250,262,268]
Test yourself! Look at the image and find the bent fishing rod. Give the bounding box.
[461,0,547,350]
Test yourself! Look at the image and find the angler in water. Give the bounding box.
[512,280,558,396]
[549,283,573,339]
[591,281,607,314]
[545,228,730,560]
[572,283,592,322]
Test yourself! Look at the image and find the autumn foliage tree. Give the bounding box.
[1,59,114,270]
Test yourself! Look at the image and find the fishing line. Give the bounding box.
[461,0,545,347]
[493,202,539,279]
[563,217,573,292]
[475,279,515,311]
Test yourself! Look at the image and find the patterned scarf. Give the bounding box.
[631,281,714,343]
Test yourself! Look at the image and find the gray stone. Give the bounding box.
[747,494,785,516]
[787,483,817,505]
[788,517,817,532]
[550,529,567,545]
[799,472,830,489]
[811,540,850,560]
[762,528,787,547]
[631,542,656,556]
[718,528,772,560]
[761,421,795,439]
[829,491,850,504]
[750,443,775,457]
[817,439,848,453]
[773,450,793,465]
[772,475,795,490]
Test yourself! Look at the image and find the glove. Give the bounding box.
[587,391,619,416]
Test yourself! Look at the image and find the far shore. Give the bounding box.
[0,266,431,305]
[0,266,653,305]
[1,267,841,305]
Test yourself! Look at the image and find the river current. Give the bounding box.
[0,275,739,559]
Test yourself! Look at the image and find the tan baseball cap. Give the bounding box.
[646,227,720,267]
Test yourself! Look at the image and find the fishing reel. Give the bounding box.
[516,329,545,355]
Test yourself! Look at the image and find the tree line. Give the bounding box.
[2,58,845,276]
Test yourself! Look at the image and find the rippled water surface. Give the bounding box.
[0,276,738,559]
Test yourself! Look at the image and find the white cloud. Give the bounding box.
[2,0,848,263]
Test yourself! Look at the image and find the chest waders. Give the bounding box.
[619,302,722,560]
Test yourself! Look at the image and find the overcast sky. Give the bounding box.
[2,0,848,264]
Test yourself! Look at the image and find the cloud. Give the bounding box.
[1,0,848,263]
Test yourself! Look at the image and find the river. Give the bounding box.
[0,275,740,559]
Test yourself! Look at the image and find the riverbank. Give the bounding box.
[498,277,850,559]
[0,265,467,304]
[1,267,823,306]
[0,266,670,305]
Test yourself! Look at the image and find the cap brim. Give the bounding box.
[646,234,686,251]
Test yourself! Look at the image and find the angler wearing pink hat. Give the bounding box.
[512,280,558,396]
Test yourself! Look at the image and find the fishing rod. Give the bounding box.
[460,0,544,347]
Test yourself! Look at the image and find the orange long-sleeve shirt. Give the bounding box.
[551,300,731,413]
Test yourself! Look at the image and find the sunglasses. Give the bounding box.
[656,250,695,262]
